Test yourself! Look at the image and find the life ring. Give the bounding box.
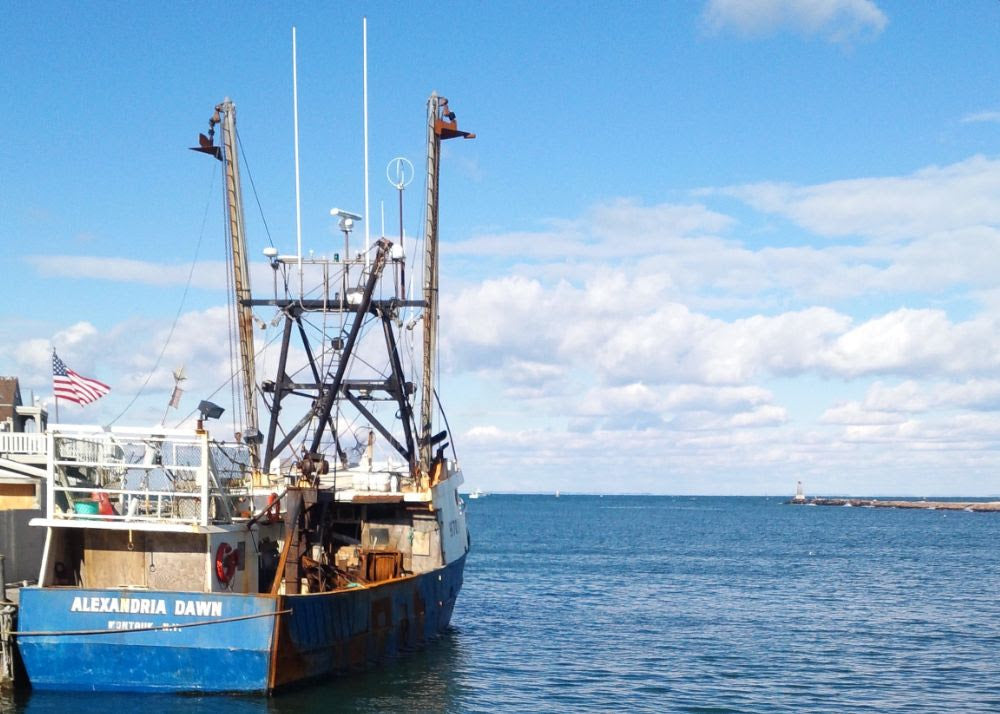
[266,492,281,523]
[215,542,238,585]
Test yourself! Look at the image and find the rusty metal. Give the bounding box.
[189,132,222,160]
[419,94,475,476]
[351,495,404,504]
[266,556,464,691]
[434,98,476,140]
[361,551,402,582]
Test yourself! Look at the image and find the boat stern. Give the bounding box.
[16,588,278,693]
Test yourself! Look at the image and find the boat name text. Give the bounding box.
[70,596,223,617]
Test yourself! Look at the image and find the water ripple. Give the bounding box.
[12,496,1000,712]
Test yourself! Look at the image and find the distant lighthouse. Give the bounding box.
[793,481,806,502]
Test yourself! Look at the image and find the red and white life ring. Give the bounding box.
[215,542,238,585]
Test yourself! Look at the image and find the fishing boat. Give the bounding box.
[14,92,474,693]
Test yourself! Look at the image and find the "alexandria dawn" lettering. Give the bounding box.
[69,596,223,617]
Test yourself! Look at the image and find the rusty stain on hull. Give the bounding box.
[267,555,463,691]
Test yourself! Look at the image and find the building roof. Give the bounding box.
[0,377,22,422]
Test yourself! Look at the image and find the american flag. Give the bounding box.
[52,351,111,405]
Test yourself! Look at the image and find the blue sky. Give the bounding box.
[4,1,1000,495]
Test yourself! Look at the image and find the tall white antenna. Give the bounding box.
[363,17,371,268]
[292,26,304,296]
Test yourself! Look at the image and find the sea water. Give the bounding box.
[6,495,1000,712]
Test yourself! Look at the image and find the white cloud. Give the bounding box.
[825,379,1000,424]
[448,199,734,261]
[821,402,904,426]
[24,255,309,295]
[14,151,1000,495]
[445,268,1000,392]
[458,413,1000,495]
[961,110,1000,125]
[701,0,887,43]
[730,404,787,427]
[724,156,1000,239]
[664,384,774,412]
[5,322,110,394]
[819,309,1000,378]
[575,383,663,421]
[452,184,1000,310]
[25,256,227,290]
[821,308,952,376]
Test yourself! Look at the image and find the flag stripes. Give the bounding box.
[52,352,110,405]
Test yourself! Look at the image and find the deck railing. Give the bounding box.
[0,432,47,456]
[46,426,248,527]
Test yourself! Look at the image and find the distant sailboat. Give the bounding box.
[469,488,485,499]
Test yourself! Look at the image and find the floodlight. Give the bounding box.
[197,400,225,421]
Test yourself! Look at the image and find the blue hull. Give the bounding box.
[272,554,465,687]
[16,555,465,694]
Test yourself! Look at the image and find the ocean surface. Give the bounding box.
[5,495,1000,712]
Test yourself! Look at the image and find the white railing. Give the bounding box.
[46,426,248,527]
[0,432,47,456]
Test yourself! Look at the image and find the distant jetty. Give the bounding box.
[787,498,1000,511]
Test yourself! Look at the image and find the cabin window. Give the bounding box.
[368,527,390,549]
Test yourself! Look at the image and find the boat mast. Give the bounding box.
[193,100,259,466]
[419,94,473,475]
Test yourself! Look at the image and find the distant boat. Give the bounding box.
[469,488,486,500]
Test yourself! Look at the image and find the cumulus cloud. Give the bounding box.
[14,149,1000,495]
[449,199,734,261]
[824,379,1000,425]
[701,0,887,43]
[3,321,109,393]
[445,269,1000,393]
[821,402,905,426]
[819,309,1000,378]
[722,156,1000,240]
[453,180,1000,311]
[458,411,1000,495]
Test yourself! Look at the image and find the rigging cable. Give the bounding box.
[173,326,285,428]
[434,387,459,463]
[108,163,218,426]
[236,127,274,249]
